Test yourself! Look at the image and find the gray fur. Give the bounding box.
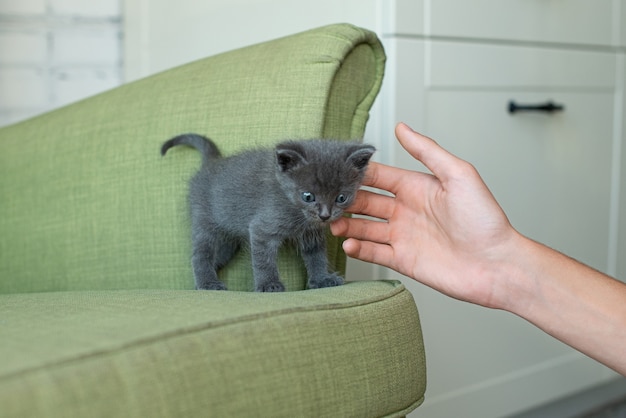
[161,134,375,292]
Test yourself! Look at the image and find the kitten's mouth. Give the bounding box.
[316,214,341,225]
[306,215,331,226]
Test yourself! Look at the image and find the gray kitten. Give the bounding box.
[161,134,375,292]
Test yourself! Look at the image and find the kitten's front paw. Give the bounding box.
[308,272,344,289]
[256,281,285,293]
[196,280,227,291]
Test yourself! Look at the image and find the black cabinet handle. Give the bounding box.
[508,100,564,114]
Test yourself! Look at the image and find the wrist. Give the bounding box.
[487,231,543,314]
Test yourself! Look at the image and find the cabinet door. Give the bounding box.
[428,90,614,272]
[402,40,617,273]
[383,38,619,418]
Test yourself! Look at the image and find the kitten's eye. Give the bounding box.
[302,192,315,203]
[336,194,347,204]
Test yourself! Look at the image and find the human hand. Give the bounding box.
[333,123,626,375]
[331,123,521,308]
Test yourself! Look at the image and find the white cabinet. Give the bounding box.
[380,1,626,417]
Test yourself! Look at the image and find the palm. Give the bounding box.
[332,124,516,307]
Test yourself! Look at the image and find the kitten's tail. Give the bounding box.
[161,134,221,164]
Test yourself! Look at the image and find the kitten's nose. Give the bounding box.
[319,206,331,222]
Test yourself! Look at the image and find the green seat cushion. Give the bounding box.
[0,281,426,417]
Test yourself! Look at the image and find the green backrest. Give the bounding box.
[0,24,385,293]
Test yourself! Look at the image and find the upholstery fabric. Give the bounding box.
[0,281,425,418]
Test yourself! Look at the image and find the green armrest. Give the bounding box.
[0,24,426,417]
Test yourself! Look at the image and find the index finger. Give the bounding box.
[347,188,396,220]
[362,161,415,195]
[395,123,465,182]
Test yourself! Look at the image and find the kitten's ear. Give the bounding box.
[276,142,308,172]
[347,144,376,170]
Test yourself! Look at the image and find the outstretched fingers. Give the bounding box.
[361,162,414,196]
[347,189,395,220]
[331,216,390,247]
[341,238,396,270]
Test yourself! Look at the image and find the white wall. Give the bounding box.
[124,0,381,82]
[0,0,122,127]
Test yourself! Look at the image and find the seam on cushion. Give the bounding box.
[1,282,409,381]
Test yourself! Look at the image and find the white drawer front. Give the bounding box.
[428,41,617,89]
[388,0,621,47]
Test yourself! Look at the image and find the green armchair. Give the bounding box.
[0,24,426,417]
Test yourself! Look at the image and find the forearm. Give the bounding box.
[500,233,626,375]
